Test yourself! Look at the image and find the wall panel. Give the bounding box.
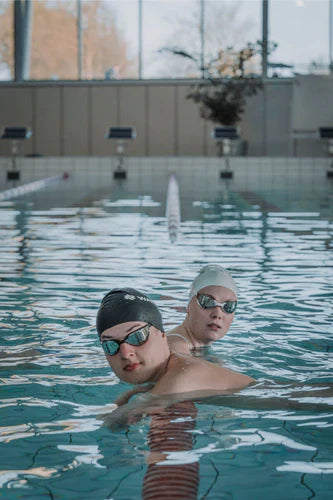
[292,75,333,130]
[0,87,34,156]
[148,85,175,156]
[177,86,206,156]
[291,75,333,157]
[242,88,265,156]
[91,86,118,156]
[265,82,292,156]
[119,85,147,156]
[35,86,61,156]
[62,86,89,155]
[0,77,331,159]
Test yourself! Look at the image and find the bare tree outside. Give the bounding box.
[0,0,14,80]
[150,0,260,79]
[32,0,77,79]
[156,1,271,128]
[204,0,261,77]
[80,0,136,79]
[0,0,135,80]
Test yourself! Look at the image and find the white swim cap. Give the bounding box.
[188,264,238,302]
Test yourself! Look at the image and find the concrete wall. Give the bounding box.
[0,76,332,157]
[291,74,333,156]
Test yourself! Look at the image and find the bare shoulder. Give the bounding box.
[180,356,254,391]
[166,328,191,354]
[152,354,255,396]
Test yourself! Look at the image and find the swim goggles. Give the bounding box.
[196,294,237,314]
[101,324,150,356]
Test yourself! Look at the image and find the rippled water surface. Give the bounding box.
[0,164,332,499]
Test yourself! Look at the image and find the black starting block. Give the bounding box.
[105,127,136,179]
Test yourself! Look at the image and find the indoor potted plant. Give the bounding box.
[162,42,270,155]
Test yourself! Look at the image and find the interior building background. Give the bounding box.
[0,0,332,158]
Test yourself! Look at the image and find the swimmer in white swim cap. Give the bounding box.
[167,264,238,353]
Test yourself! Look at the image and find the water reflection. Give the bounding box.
[0,165,332,498]
[143,402,199,499]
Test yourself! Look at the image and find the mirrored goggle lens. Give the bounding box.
[197,294,237,314]
[101,325,150,356]
[222,301,237,313]
[126,327,150,346]
[102,340,119,355]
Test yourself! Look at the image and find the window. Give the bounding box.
[204,0,261,77]
[30,0,77,80]
[0,0,14,80]
[269,0,330,77]
[11,0,138,80]
[81,0,138,80]
[1,0,331,81]
[142,0,200,78]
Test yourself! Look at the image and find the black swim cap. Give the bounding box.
[96,287,164,338]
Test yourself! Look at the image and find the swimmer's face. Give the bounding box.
[187,285,236,344]
[100,321,169,384]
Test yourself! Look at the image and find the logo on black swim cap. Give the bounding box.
[124,293,150,302]
[96,287,164,338]
[125,294,136,300]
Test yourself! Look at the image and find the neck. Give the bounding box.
[152,352,172,383]
[181,316,210,349]
[179,320,193,346]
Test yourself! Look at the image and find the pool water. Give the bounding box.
[0,162,332,499]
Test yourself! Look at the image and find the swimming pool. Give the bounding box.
[0,158,332,499]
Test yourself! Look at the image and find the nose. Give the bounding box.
[118,342,135,359]
[210,306,223,319]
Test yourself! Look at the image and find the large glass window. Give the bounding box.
[30,0,77,80]
[142,0,261,78]
[81,0,138,79]
[204,0,261,77]
[142,0,202,78]
[0,0,332,81]
[268,0,330,77]
[0,0,14,80]
[9,0,138,80]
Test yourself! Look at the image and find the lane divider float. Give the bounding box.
[0,173,69,201]
[166,174,181,243]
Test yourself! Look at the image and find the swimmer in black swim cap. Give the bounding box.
[96,288,164,338]
[97,288,170,386]
[96,287,254,394]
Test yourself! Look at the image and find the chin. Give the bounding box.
[206,330,224,342]
[122,372,147,385]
